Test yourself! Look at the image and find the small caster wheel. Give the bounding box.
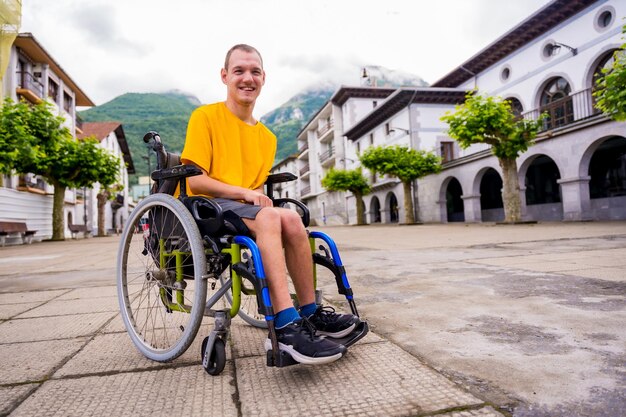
[201,336,226,375]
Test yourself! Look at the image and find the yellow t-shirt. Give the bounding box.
[181,102,277,197]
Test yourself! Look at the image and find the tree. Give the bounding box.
[321,168,371,225]
[441,92,544,223]
[594,25,626,121]
[359,145,441,224]
[0,98,121,240]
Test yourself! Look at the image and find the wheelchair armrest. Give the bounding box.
[151,164,202,181]
[273,198,310,227]
[266,172,297,185]
[265,172,297,200]
[184,196,225,237]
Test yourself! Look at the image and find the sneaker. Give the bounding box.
[264,318,346,365]
[307,305,361,338]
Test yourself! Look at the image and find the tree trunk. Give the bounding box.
[499,157,522,223]
[97,191,109,237]
[51,181,66,241]
[355,192,366,225]
[402,181,415,224]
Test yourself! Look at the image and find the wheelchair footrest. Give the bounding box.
[266,349,299,368]
[332,321,369,348]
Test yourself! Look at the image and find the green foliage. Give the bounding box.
[321,168,371,196]
[80,92,199,183]
[440,92,543,160]
[0,98,120,187]
[594,25,626,121]
[359,145,442,182]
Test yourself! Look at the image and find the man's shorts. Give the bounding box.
[212,198,263,236]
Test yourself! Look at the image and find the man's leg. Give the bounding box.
[274,209,361,339]
[243,207,346,365]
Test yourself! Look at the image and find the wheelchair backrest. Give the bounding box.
[150,152,182,196]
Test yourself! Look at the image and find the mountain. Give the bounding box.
[79,67,428,183]
[262,85,336,162]
[262,67,428,163]
[79,91,200,182]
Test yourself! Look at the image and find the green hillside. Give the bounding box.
[79,92,200,183]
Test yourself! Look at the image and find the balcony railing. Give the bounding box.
[16,71,44,101]
[299,163,310,176]
[319,146,335,163]
[298,142,309,153]
[317,120,334,137]
[521,87,602,131]
[301,186,311,196]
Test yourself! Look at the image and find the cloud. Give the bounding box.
[68,3,150,56]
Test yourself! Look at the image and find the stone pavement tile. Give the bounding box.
[0,312,114,343]
[558,266,626,282]
[236,341,482,417]
[55,326,214,377]
[0,302,40,320]
[56,285,118,300]
[0,338,87,384]
[230,320,383,359]
[513,261,596,273]
[426,406,505,417]
[0,384,39,416]
[0,289,68,304]
[101,313,126,333]
[570,255,626,268]
[16,296,119,318]
[10,365,237,417]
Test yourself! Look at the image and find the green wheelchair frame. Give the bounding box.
[117,132,368,375]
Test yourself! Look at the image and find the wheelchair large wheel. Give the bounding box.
[117,194,207,362]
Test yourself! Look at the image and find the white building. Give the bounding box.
[0,33,134,242]
[78,122,135,234]
[283,0,626,225]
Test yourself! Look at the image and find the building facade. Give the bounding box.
[0,33,134,243]
[278,0,626,225]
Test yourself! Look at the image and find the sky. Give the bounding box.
[22,0,552,117]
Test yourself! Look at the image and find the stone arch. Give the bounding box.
[385,192,399,223]
[585,136,626,199]
[477,168,504,222]
[445,177,465,222]
[370,196,381,223]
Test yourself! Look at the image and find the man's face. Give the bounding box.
[221,49,265,107]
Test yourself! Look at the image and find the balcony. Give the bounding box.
[299,163,310,176]
[297,141,309,159]
[16,71,44,103]
[300,185,311,196]
[318,120,334,143]
[522,87,602,132]
[319,145,335,167]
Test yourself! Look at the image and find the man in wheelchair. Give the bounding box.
[179,44,361,365]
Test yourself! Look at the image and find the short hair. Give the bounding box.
[224,44,263,70]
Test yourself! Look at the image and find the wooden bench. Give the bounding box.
[68,222,91,239]
[0,221,37,246]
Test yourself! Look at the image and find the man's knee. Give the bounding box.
[280,209,306,239]
[250,207,281,235]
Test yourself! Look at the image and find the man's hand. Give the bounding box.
[243,189,273,207]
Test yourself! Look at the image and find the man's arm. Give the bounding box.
[185,162,273,207]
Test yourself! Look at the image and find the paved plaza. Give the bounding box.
[0,222,624,417]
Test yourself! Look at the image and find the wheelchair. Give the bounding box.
[116,131,368,376]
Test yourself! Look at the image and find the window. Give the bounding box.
[500,65,511,82]
[385,123,391,135]
[373,101,378,108]
[440,142,454,163]
[540,77,573,129]
[48,79,58,101]
[63,91,72,113]
[369,133,374,146]
[506,97,524,117]
[595,6,615,32]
